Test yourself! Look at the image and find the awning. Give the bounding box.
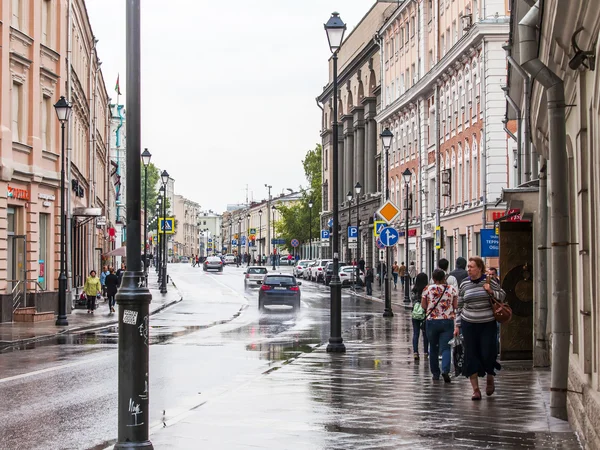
[104,246,126,257]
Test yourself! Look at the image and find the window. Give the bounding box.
[12,0,21,29]
[473,0,478,22]
[390,36,395,60]
[472,138,478,200]
[42,96,51,151]
[429,50,434,70]
[42,0,52,46]
[411,16,416,37]
[405,22,410,43]
[465,149,470,202]
[411,63,416,85]
[460,234,467,257]
[441,35,446,55]
[400,73,405,94]
[405,69,410,89]
[12,83,22,142]
[428,0,433,22]
[39,213,49,289]
[400,28,405,47]
[452,21,457,45]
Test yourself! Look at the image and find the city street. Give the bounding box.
[0,263,387,450]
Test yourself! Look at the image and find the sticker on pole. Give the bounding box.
[376,200,401,223]
[291,239,299,247]
[123,310,138,325]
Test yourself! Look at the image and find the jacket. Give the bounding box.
[449,267,468,286]
[105,273,119,296]
[100,271,108,286]
[84,276,101,296]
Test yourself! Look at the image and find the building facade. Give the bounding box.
[173,194,200,258]
[197,211,222,257]
[376,0,510,274]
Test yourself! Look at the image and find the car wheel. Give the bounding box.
[258,299,264,310]
[295,300,301,310]
[244,281,247,289]
[219,268,223,272]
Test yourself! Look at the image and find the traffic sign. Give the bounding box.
[348,226,358,240]
[291,239,299,247]
[373,220,387,237]
[376,237,385,249]
[242,236,247,245]
[380,226,399,247]
[435,226,444,249]
[232,239,238,246]
[250,228,256,235]
[377,200,401,223]
[321,241,330,247]
[348,242,357,249]
[327,218,333,228]
[159,217,175,234]
[321,230,330,240]
[208,238,212,243]
[271,238,285,245]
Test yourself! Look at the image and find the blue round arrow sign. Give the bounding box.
[379,227,399,247]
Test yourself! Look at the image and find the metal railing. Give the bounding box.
[9,279,46,313]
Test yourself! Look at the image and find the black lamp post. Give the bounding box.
[258,209,263,265]
[247,213,251,266]
[308,200,313,259]
[141,148,151,286]
[54,95,72,327]
[380,127,394,317]
[157,186,164,284]
[271,205,276,270]
[155,201,161,274]
[355,182,362,288]
[347,190,353,265]
[325,11,346,353]
[160,170,169,294]
[237,217,242,267]
[402,168,412,304]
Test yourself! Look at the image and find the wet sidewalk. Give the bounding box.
[0,271,182,348]
[151,305,581,449]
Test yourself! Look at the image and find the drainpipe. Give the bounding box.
[481,40,487,229]
[417,100,423,271]
[434,84,441,263]
[503,116,517,142]
[66,0,74,294]
[519,0,570,420]
[504,47,532,182]
[503,90,522,185]
[536,159,550,366]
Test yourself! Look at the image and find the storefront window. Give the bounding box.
[39,213,49,289]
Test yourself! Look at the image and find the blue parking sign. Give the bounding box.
[348,226,358,238]
[321,230,330,240]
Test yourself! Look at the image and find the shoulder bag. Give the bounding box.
[420,285,448,331]
[486,276,512,324]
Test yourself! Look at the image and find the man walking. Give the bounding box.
[100,265,109,300]
[449,257,469,286]
[399,261,407,289]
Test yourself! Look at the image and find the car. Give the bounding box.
[303,261,317,280]
[258,274,301,310]
[244,266,268,288]
[203,256,224,272]
[223,254,236,265]
[311,259,332,282]
[339,266,364,286]
[180,256,189,264]
[294,260,311,277]
[324,262,349,285]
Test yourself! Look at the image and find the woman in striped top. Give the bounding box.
[455,256,506,400]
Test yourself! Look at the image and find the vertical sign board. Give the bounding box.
[435,226,444,250]
[480,228,499,257]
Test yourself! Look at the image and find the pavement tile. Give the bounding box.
[152,298,583,449]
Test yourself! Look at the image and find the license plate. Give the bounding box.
[274,287,287,290]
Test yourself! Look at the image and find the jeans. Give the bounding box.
[393,273,398,286]
[426,319,454,377]
[107,294,116,309]
[462,319,498,377]
[366,280,372,295]
[87,295,96,311]
[412,319,429,354]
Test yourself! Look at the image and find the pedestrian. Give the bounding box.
[487,267,499,282]
[399,261,406,288]
[392,261,399,289]
[431,258,459,289]
[410,272,430,360]
[116,263,126,287]
[84,270,102,314]
[422,268,458,382]
[100,265,109,299]
[105,268,119,313]
[358,257,365,273]
[365,267,374,295]
[408,261,417,285]
[449,257,469,286]
[191,254,196,267]
[455,256,506,400]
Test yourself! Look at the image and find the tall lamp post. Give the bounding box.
[114,0,153,445]
[380,127,394,317]
[324,12,346,353]
[155,200,161,274]
[160,170,169,294]
[308,200,313,260]
[355,182,362,288]
[246,213,251,266]
[258,209,263,265]
[54,96,72,327]
[141,148,151,286]
[402,168,412,303]
[347,191,353,265]
[237,217,242,267]
[271,205,276,270]
[157,186,165,284]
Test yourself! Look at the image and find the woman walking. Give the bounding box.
[84,270,102,314]
[410,272,429,360]
[105,268,119,314]
[422,269,458,382]
[455,256,506,400]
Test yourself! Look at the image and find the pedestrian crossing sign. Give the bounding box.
[159,217,175,234]
[373,220,387,237]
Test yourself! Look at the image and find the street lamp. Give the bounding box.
[237,217,242,267]
[355,182,362,289]
[157,185,165,284]
[155,200,161,274]
[141,148,151,286]
[258,209,263,265]
[380,127,394,317]
[308,200,313,259]
[271,205,276,270]
[160,171,169,294]
[54,95,72,327]
[347,190,353,266]
[325,11,346,353]
[247,213,251,266]
[402,168,412,304]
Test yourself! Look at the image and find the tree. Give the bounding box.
[142,163,171,232]
[275,144,322,252]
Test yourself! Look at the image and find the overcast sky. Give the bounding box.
[86,1,374,213]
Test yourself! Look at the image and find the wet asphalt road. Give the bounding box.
[0,263,381,450]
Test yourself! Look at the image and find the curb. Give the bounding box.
[0,281,184,350]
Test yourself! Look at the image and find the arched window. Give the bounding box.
[458,73,465,123]
[471,60,478,118]
[458,143,463,205]
[440,89,445,137]
[472,136,478,200]
[451,147,456,206]
[464,142,471,203]
[411,171,417,218]
[395,175,400,208]
[411,113,417,156]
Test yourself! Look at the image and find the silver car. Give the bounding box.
[244,266,268,288]
[203,256,223,272]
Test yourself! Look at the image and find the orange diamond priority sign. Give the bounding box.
[377,200,401,223]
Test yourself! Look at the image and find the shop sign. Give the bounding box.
[8,185,30,201]
[38,193,56,201]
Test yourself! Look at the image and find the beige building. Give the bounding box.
[173,194,200,258]
[0,0,110,321]
[377,0,510,274]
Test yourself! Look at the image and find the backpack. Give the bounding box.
[411,301,426,320]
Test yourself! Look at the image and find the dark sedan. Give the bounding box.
[258,274,301,310]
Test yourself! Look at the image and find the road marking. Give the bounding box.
[0,354,112,384]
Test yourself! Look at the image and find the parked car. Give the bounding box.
[294,260,311,277]
[244,266,268,288]
[223,254,236,265]
[311,259,332,282]
[203,256,224,272]
[258,274,301,310]
[324,262,349,285]
[339,266,364,286]
[180,256,189,263]
[303,261,317,280]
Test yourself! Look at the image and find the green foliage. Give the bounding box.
[274,144,322,252]
[142,162,171,232]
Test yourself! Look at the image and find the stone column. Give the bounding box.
[363,99,378,194]
[337,124,344,204]
[343,116,354,199]
[353,108,365,191]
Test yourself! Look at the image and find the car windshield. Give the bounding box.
[264,276,297,286]
[247,267,267,274]
[207,257,221,262]
[298,261,309,267]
